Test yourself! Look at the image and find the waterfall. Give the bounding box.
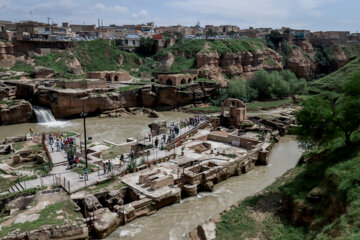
[34,107,56,123]
[33,106,71,127]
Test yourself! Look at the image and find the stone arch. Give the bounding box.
[181,79,186,85]
[166,79,172,85]
[114,75,119,82]
[106,75,111,82]
[188,77,192,83]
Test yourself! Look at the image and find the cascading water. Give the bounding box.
[33,106,70,127]
[34,107,56,123]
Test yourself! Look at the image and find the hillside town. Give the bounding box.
[1,19,360,45]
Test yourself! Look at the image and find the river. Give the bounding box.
[105,135,303,240]
[0,111,192,143]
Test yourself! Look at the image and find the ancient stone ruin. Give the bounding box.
[157,73,197,86]
[220,98,247,127]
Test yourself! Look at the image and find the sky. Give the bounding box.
[0,0,359,32]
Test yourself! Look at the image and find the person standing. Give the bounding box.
[108,160,112,173]
[103,161,107,174]
[130,149,135,160]
[155,138,159,148]
[56,137,60,152]
[84,168,88,181]
[49,134,53,145]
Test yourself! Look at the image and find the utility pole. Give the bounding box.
[81,106,88,169]
[47,17,50,25]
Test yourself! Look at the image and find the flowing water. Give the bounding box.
[106,136,303,240]
[33,106,71,128]
[0,111,193,144]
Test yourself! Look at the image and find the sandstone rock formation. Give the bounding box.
[196,48,282,81]
[30,66,56,78]
[33,82,219,118]
[287,47,315,79]
[0,100,35,125]
[286,40,316,79]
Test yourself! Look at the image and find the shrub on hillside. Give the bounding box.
[250,70,306,100]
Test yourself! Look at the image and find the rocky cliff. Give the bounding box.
[196,47,283,81]
[285,39,358,79]
[32,82,219,118]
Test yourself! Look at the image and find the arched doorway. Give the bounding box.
[181,79,186,85]
[188,78,192,83]
[106,75,111,82]
[166,79,172,85]
[114,75,119,82]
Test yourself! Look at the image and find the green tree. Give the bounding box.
[334,73,360,145]
[266,30,284,50]
[227,78,257,102]
[295,96,335,149]
[136,37,155,56]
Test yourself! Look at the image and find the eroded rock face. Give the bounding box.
[197,51,221,79]
[0,100,35,125]
[196,48,282,80]
[287,47,315,79]
[33,82,219,118]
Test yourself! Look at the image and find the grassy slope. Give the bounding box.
[310,56,360,93]
[216,133,360,240]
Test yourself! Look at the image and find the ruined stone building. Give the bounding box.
[220,98,246,127]
[157,73,197,86]
[87,71,130,83]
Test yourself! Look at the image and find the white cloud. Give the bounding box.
[166,0,338,29]
[90,3,128,14]
[132,10,148,18]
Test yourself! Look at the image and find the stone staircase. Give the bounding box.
[8,182,25,193]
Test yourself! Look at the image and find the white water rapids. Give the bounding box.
[33,106,71,127]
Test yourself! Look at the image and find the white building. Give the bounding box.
[121,34,141,47]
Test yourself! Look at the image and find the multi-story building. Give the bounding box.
[70,24,98,38]
[205,25,240,35]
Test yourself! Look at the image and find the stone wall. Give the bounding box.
[157,74,198,86]
[58,79,107,89]
[87,71,130,82]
